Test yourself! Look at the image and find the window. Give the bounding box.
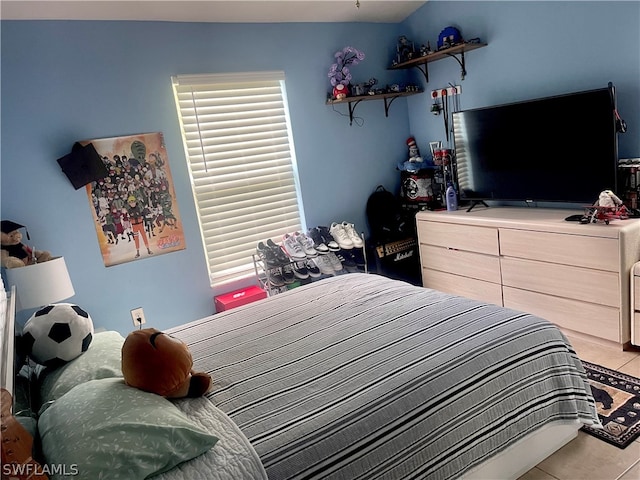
[172,71,305,286]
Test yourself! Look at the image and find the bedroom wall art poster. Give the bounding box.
[83,132,186,266]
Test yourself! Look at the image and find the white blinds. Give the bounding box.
[172,72,304,286]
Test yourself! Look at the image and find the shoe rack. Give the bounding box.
[253,238,368,296]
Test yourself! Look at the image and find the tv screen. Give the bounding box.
[452,87,618,204]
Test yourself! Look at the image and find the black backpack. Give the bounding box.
[366,185,412,242]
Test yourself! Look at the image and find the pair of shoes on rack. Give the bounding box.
[266,267,286,287]
[314,252,343,274]
[308,226,340,253]
[293,259,322,279]
[329,222,364,250]
[335,248,366,273]
[335,250,357,272]
[256,239,289,267]
[268,263,297,287]
[282,232,318,260]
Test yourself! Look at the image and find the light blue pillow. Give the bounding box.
[38,378,218,479]
[39,330,124,410]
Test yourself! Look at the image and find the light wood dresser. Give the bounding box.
[631,263,640,346]
[416,207,640,349]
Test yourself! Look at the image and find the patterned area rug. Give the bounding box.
[581,361,640,449]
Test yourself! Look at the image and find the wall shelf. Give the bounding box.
[389,42,487,82]
[326,90,423,126]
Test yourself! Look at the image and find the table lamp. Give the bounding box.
[5,257,75,311]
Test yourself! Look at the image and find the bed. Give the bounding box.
[1,273,601,479]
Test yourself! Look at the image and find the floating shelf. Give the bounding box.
[326,90,423,126]
[389,42,487,82]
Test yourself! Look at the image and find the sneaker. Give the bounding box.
[350,248,367,271]
[294,231,318,257]
[329,222,354,249]
[306,259,321,278]
[307,228,330,254]
[266,238,290,264]
[292,261,309,279]
[341,222,363,248]
[314,255,335,275]
[267,268,286,287]
[326,252,343,271]
[317,226,340,251]
[256,241,281,267]
[281,233,306,260]
[281,264,295,284]
[336,249,357,272]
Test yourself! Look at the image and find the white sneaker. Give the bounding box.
[282,233,306,260]
[314,255,335,275]
[294,231,318,257]
[341,222,363,248]
[329,222,353,249]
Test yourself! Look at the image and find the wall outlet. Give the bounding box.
[131,307,146,327]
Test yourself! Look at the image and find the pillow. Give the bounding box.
[38,378,218,480]
[38,330,124,410]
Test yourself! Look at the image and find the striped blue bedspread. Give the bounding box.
[170,273,600,479]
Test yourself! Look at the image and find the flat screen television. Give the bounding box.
[452,86,618,205]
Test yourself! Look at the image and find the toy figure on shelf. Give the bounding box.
[407,137,423,163]
[581,190,629,224]
[395,35,415,64]
[397,137,430,173]
[1,220,52,268]
[333,83,348,100]
[420,42,433,57]
[437,26,463,50]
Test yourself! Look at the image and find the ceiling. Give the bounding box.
[0,1,427,23]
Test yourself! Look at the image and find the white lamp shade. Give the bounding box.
[5,256,75,310]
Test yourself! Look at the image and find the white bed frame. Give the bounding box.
[463,421,579,479]
[1,283,16,401]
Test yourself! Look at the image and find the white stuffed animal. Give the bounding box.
[596,190,623,208]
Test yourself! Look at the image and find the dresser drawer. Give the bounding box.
[635,276,640,309]
[416,220,499,255]
[503,286,619,343]
[422,268,503,306]
[420,244,501,284]
[501,257,619,308]
[499,229,619,272]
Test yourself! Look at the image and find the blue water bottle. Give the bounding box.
[446,183,458,211]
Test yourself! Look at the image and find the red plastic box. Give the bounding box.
[214,285,267,312]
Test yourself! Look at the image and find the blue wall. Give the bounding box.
[402,1,640,161]
[2,1,639,335]
[1,20,412,332]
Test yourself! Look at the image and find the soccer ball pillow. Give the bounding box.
[22,303,94,367]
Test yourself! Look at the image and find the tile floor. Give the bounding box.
[519,334,640,480]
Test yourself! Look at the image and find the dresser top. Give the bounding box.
[415,207,640,238]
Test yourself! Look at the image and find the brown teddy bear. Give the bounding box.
[1,220,52,269]
[121,328,212,398]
